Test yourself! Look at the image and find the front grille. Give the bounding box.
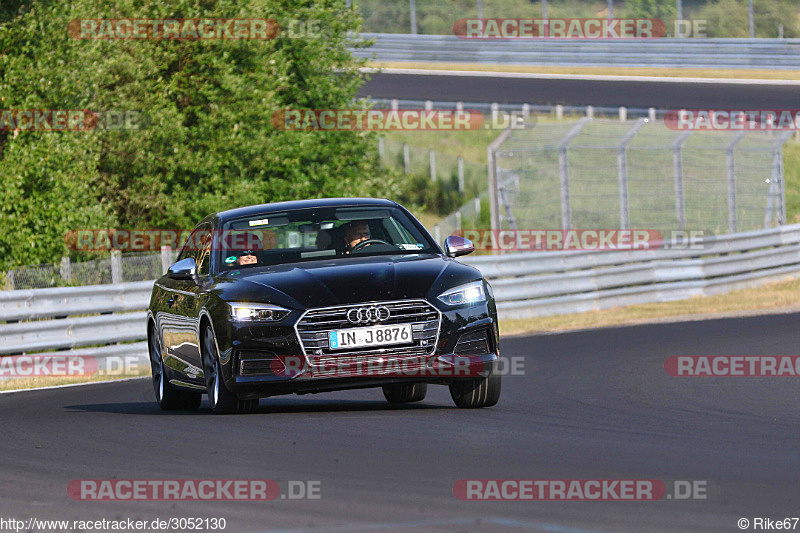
[454,329,491,356]
[295,300,440,364]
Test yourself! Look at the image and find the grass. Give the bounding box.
[0,364,150,392]
[500,275,800,335]
[370,62,800,81]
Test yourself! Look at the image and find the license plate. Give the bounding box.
[329,324,413,350]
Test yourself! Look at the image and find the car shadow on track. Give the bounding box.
[63,399,451,416]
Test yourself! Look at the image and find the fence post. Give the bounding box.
[378,137,384,168]
[555,105,564,120]
[161,246,173,274]
[424,100,433,111]
[111,250,122,284]
[409,0,417,34]
[619,106,627,121]
[60,257,71,283]
[434,224,441,244]
[726,132,747,233]
[455,211,462,231]
[6,271,14,290]
[767,132,793,226]
[522,104,530,121]
[648,107,657,122]
[391,99,399,111]
[429,149,436,181]
[586,105,594,118]
[557,118,591,230]
[403,143,410,174]
[491,102,499,125]
[457,156,465,192]
[474,197,481,218]
[672,131,692,230]
[617,118,647,230]
[487,126,515,232]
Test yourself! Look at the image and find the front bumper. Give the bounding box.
[217,299,499,398]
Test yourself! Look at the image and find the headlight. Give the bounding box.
[229,303,290,321]
[437,281,486,306]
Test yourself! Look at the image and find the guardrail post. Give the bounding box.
[648,107,656,122]
[672,131,692,230]
[403,143,410,174]
[586,105,594,118]
[429,149,436,182]
[457,156,464,192]
[522,104,530,121]
[111,250,122,284]
[424,100,433,111]
[726,132,747,233]
[161,246,173,274]
[555,105,563,120]
[617,118,647,230]
[557,117,591,230]
[60,257,71,283]
[619,107,627,121]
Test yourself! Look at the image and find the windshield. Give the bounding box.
[216,205,437,271]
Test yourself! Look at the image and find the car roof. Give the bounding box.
[212,198,400,224]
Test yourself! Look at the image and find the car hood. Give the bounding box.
[213,254,480,308]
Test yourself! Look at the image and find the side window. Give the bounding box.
[178,223,212,276]
[196,227,212,277]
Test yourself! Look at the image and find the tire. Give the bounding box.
[149,325,202,411]
[449,365,501,409]
[202,325,258,414]
[382,383,427,404]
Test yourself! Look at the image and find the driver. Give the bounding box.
[343,221,371,253]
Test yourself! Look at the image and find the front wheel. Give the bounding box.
[149,325,201,411]
[203,325,258,414]
[449,365,501,409]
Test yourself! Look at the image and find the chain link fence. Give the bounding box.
[3,250,178,291]
[492,118,793,235]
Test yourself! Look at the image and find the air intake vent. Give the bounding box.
[454,329,491,356]
[238,351,279,376]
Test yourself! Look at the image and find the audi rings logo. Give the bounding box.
[347,306,390,324]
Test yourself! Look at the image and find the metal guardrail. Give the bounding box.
[462,224,800,319]
[354,33,800,69]
[3,223,800,358]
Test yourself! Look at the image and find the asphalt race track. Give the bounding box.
[357,71,800,109]
[1,313,798,533]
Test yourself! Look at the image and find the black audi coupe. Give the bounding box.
[147,198,501,413]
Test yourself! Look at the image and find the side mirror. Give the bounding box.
[167,258,197,280]
[444,236,475,258]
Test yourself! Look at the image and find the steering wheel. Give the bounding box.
[351,238,392,252]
